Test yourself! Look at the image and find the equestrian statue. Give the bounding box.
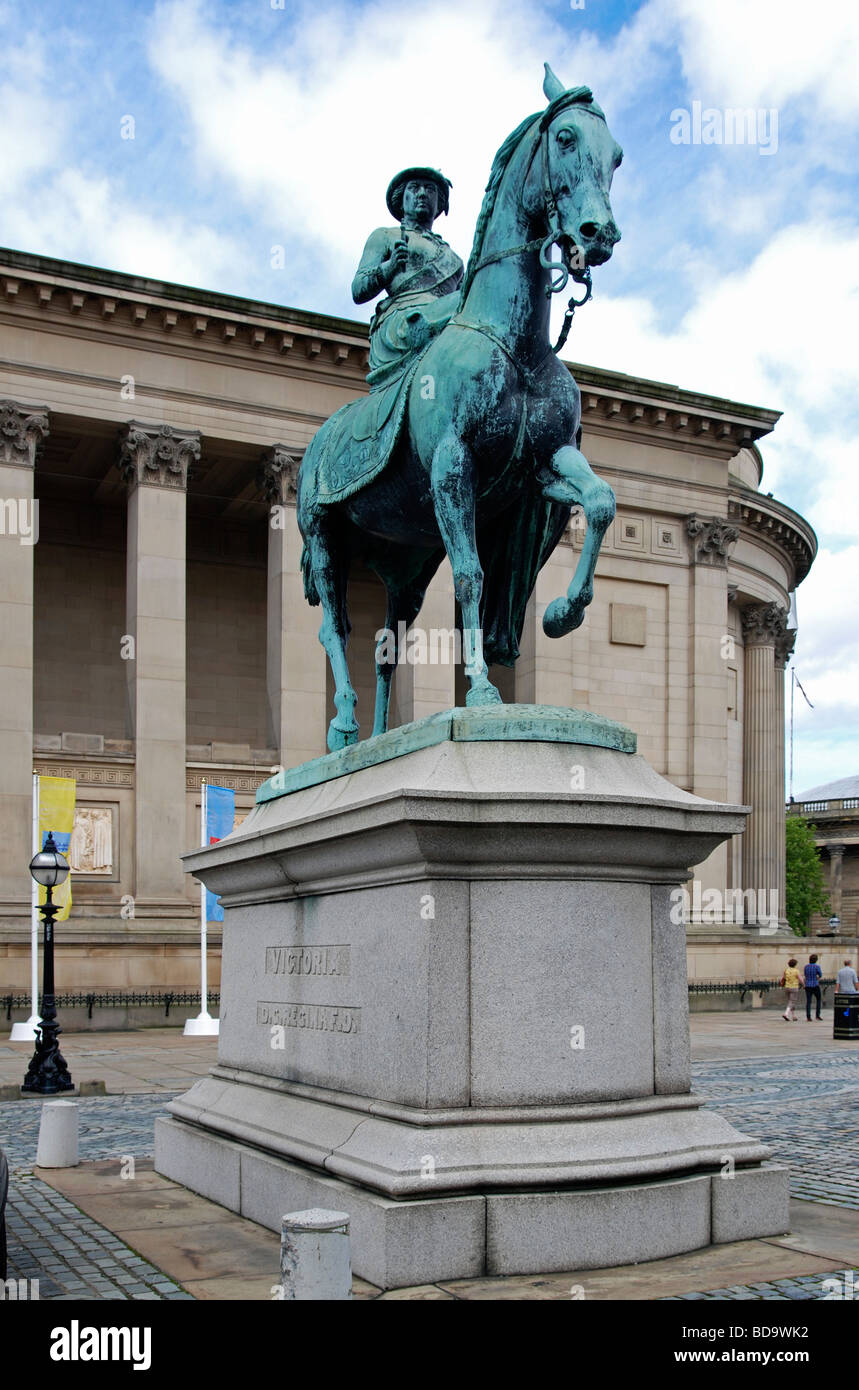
[297,63,623,751]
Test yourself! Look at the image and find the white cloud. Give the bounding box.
[0,0,854,785]
[665,0,859,120]
[566,220,859,538]
[146,0,663,312]
[0,33,240,290]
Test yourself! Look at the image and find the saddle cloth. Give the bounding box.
[308,356,423,505]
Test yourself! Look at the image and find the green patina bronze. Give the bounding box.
[257,704,635,803]
[297,64,623,754]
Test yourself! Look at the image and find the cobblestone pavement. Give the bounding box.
[665,1270,857,1301]
[1,1094,192,1300]
[693,1051,859,1209]
[2,1052,858,1301]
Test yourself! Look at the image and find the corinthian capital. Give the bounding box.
[686,514,739,566]
[0,399,49,468]
[258,445,300,506]
[774,623,796,668]
[741,602,788,648]
[117,421,200,489]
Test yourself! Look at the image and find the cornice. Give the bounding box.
[728,491,817,586]
[576,380,778,457]
[0,263,370,384]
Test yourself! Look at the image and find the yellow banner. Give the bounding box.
[38,776,76,921]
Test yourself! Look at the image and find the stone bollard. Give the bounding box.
[280,1208,351,1300]
[36,1099,79,1168]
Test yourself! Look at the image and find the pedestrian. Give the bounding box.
[803,954,823,1021]
[781,957,801,1021]
[835,959,859,994]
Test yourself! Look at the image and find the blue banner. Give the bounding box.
[205,785,235,922]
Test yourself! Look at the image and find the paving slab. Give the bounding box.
[35,1162,854,1302]
[437,1226,844,1301]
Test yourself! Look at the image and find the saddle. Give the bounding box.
[309,354,423,505]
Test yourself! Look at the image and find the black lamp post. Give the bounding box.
[21,831,74,1095]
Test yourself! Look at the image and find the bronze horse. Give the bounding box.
[298,65,622,750]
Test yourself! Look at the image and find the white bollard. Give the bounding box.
[280,1208,351,1300]
[35,1099,79,1168]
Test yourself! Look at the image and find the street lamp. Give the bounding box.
[21,831,74,1095]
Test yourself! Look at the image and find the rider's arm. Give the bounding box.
[352,228,399,304]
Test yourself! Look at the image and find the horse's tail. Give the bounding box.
[301,543,320,606]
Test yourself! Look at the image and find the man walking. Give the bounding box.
[803,954,823,1021]
[836,959,859,994]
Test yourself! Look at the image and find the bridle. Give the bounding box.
[465,105,595,354]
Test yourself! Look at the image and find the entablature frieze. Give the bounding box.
[186,767,272,793]
[0,255,782,453]
[33,759,134,789]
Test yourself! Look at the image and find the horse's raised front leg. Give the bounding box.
[537,445,615,638]
[303,523,359,751]
[430,432,501,707]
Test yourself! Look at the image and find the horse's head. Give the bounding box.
[526,65,622,271]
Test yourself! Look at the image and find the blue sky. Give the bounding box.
[1,0,856,791]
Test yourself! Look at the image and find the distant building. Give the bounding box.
[789,775,859,934]
[0,248,817,1006]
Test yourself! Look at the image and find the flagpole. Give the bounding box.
[789,668,795,802]
[184,778,219,1036]
[10,773,41,1041]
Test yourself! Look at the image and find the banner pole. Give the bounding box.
[201,779,208,1013]
[184,778,219,1037]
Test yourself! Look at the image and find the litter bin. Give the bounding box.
[833,994,859,1040]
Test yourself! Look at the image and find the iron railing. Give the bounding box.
[688,978,835,1002]
[2,991,219,1021]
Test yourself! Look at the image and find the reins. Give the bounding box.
[466,116,594,355]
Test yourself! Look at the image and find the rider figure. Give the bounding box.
[352,167,463,389]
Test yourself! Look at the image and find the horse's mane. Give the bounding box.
[458,86,601,308]
[458,111,542,307]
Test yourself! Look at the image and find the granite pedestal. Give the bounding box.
[155,706,789,1288]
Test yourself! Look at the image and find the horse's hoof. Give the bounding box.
[327,722,359,752]
[543,592,591,638]
[542,597,569,638]
[466,682,502,707]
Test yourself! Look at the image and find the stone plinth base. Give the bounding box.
[155,1115,788,1287]
[155,706,789,1287]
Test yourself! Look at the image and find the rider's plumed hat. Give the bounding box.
[386,167,452,220]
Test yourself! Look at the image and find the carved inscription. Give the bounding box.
[265,945,350,977]
[257,1002,360,1034]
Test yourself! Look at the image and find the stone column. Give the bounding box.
[828,844,845,924]
[259,448,327,768]
[741,602,785,930]
[515,523,585,707]
[685,517,738,920]
[0,401,48,916]
[392,559,457,725]
[773,618,796,929]
[118,422,199,909]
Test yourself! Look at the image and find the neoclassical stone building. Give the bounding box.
[789,775,859,936]
[0,249,818,1007]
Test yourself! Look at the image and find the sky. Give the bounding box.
[0,0,856,793]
